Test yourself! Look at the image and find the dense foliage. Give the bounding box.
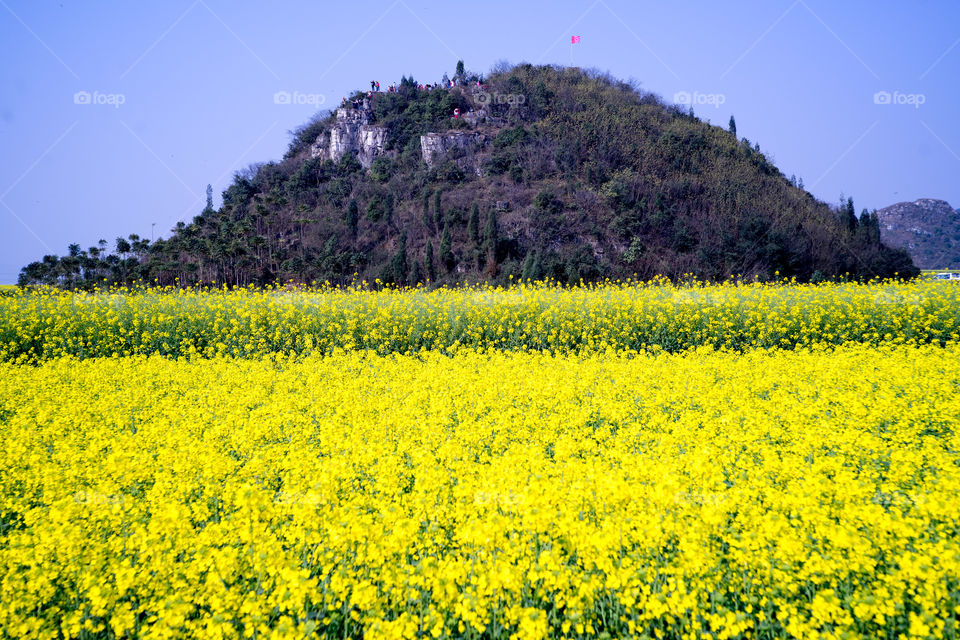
[18,64,916,288]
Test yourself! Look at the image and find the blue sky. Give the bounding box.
[1,0,959,283]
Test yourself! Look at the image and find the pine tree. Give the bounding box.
[468,203,480,246]
[521,251,542,281]
[410,259,424,286]
[440,223,454,272]
[484,208,499,261]
[522,252,535,280]
[859,208,881,244]
[844,197,858,232]
[346,199,359,238]
[728,115,737,138]
[425,240,436,282]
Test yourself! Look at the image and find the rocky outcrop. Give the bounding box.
[311,106,388,169]
[420,131,487,168]
[877,198,960,269]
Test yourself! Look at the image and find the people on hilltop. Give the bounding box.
[353,62,480,99]
[344,75,461,105]
[377,81,449,94]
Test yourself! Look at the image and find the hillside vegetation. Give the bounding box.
[19,63,917,287]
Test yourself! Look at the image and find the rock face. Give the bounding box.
[876,198,960,269]
[311,106,388,168]
[312,105,491,171]
[420,131,487,168]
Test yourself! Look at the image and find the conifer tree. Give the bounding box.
[440,223,454,272]
[483,208,499,261]
[346,199,359,238]
[844,197,858,232]
[410,258,424,286]
[468,203,480,246]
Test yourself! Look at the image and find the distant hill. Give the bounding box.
[876,199,960,269]
[19,63,917,288]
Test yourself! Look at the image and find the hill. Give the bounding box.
[18,63,918,288]
[876,198,960,269]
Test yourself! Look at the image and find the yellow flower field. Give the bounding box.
[1,279,959,362]
[2,341,959,639]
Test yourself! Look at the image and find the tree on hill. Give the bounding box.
[439,223,454,273]
[468,203,480,246]
[390,233,409,285]
[484,208,499,261]
[842,197,858,232]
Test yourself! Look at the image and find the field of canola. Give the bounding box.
[1,279,959,361]
[1,280,959,639]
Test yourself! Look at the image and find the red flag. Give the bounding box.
[571,35,581,44]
